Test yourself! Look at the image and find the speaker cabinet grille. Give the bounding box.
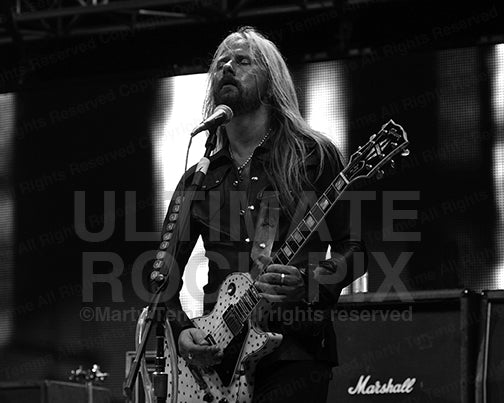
[328,289,479,403]
[0,380,110,403]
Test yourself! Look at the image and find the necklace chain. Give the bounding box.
[229,129,271,174]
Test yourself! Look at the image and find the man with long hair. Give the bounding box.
[163,26,365,402]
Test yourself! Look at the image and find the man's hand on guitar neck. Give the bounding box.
[179,328,224,367]
[255,256,305,303]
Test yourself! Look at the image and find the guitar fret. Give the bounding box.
[325,185,339,203]
[287,237,299,253]
[318,195,330,212]
[335,176,345,191]
[298,221,309,234]
[304,214,317,230]
[292,229,305,245]
[274,251,289,265]
[310,204,324,221]
[282,244,294,259]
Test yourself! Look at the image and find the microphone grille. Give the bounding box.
[214,104,233,123]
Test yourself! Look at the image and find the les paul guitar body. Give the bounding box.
[157,120,409,403]
[169,273,282,403]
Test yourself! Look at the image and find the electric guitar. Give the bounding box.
[140,119,409,403]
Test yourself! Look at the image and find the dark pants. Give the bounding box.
[252,360,332,403]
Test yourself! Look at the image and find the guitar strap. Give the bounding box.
[249,187,318,278]
[250,190,281,278]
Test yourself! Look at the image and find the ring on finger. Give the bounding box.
[280,273,285,285]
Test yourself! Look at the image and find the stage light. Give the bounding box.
[0,92,15,346]
[151,73,208,318]
[491,44,504,288]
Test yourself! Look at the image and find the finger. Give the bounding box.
[259,288,305,302]
[256,255,273,266]
[266,264,300,276]
[256,281,295,295]
[191,331,210,346]
[199,345,221,354]
[259,272,298,286]
[186,344,219,357]
[259,292,288,303]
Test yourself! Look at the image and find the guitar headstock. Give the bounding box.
[344,119,409,182]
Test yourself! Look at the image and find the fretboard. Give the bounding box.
[271,170,351,266]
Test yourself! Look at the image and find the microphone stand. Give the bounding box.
[123,127,219,402]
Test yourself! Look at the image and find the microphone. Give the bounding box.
[190,105,233,137]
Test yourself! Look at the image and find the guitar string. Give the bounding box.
[207,274,268,348]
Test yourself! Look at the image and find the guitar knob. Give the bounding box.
[390,159,395,169]
[203,392,214,402]
[401,149,410,157]
[376,169,384,179]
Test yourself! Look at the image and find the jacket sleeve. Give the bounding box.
[305,145,368,307]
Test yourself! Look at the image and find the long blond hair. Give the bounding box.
[204,27,341,210]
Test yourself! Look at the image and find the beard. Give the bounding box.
[213,79,265,116]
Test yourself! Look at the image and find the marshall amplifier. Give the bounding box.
[327,289,480,403]
[476,290,504,403]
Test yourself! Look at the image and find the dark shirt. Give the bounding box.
[159,134,366,365]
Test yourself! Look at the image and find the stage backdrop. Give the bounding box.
[0,42,502,402]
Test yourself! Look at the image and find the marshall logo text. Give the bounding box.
[348,375,416,395]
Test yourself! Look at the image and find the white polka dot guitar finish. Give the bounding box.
[168,272,281,403]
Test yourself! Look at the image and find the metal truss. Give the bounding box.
[0,0,340,44]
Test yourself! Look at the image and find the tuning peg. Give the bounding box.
[401,149,410,157]
[376,169,384,179]
[390,159,395,169]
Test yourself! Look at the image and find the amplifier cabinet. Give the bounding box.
[125,351,156,403]
[0,380,110,403]
[327,289,479,403]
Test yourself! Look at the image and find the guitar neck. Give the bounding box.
[271,170,352,267]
